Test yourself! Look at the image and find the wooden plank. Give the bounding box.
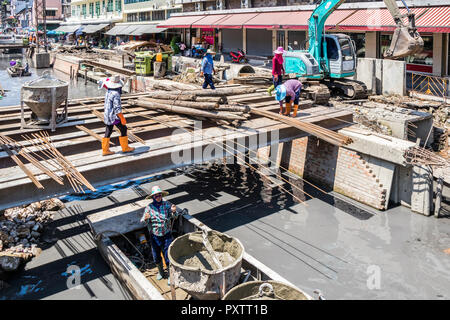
[76,125,115,145]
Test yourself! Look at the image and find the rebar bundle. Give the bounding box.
[404,146,449,167]
[0,132,95,193]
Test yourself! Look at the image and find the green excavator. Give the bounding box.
[284,0,424,103]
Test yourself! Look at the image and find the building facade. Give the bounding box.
[159,0,449,79]
[32,0,64,30]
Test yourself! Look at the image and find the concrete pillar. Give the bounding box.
[284,30,288,49]
[365,31,378,59]
[32,52,50,69]
[433,33,443,76]
[272,30,276,52]
[242,28,247,53]
[218,29,222,53]
[411,164,433,216]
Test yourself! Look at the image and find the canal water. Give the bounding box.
[1,161,449,300]
[0,52,100,107]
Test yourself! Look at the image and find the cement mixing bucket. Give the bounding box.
[168,230,244,300]
[222,281,310,300]
[21,72,69,121]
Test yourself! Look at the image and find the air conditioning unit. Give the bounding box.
[195,2,202,11]
[241,0,248,8]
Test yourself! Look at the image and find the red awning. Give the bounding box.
[216,13,259,29]
[157,15,204,28]
[324,9,357,29]
[332,7,429,32]
[191,14,229,28]
[243,12,292,29]
[415,6,450,33]
[281,11,312,30]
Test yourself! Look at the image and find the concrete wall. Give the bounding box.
[382,59,406,96]
[356,58,376,94]
[355,57,406,96]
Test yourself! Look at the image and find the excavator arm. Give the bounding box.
[383,0,424,59]
[307,0,424,61]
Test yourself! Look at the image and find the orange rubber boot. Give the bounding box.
[102,138,114,156]
[119,136,135,153]
[284,101,292,116]
[293,104,299,117]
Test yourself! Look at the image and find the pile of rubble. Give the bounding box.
[0,198,64,277]
[368,95,449,128]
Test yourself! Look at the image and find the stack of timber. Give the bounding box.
[130,86,257,127]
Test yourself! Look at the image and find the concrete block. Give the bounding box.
[382,59,406,96]
[411,164,433,216]
[375,58,383,95]
[356,58,376,94]
[32,52,50,69]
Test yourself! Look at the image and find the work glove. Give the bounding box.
[117,113,126,125]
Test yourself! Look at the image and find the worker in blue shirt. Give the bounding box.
[200,49,216,90]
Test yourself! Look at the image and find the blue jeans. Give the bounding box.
[273,75,283,88]
[285,88,301,105]
[150,233,173,265]
[203,73,215,90]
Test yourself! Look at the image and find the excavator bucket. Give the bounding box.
[383,26,424,60]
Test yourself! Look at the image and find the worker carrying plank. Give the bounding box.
[200,49,217,90]
[274,78,303,117]
[98,75,135,156]
[140,186,186,286]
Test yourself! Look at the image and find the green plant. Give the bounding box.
[170,36,180,54]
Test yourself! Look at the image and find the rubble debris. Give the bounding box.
[0,255,22,272]
[0,198,64,270]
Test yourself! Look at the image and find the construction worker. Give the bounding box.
[200,49,216,90]
[272,46,285,88]
[274,78,303,117]
[98,75,135,156]
[140,186,186,285]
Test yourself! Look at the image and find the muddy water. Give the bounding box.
[0,53,100,107]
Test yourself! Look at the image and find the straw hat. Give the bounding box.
[274,46,285,55]
[275,85,287,101]
[145,185,169,199]
[98,75,124,90]
[206,48,216,55]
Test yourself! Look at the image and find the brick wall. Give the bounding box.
[272,136,388,210]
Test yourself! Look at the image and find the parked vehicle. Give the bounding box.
[229,48,248,64]
[191,44,206,58]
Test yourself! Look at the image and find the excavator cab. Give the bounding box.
[323,34,357,77]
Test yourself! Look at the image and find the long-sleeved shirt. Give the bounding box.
[280,79,303,106]
[141,200,181,237]
[103,89,122,125]
[272,56,285,76]
[201,56,214,75]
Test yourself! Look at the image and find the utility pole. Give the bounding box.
[33,0,47,52]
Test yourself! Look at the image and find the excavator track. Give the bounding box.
[324,79,368,100]
[301,81,331,105]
